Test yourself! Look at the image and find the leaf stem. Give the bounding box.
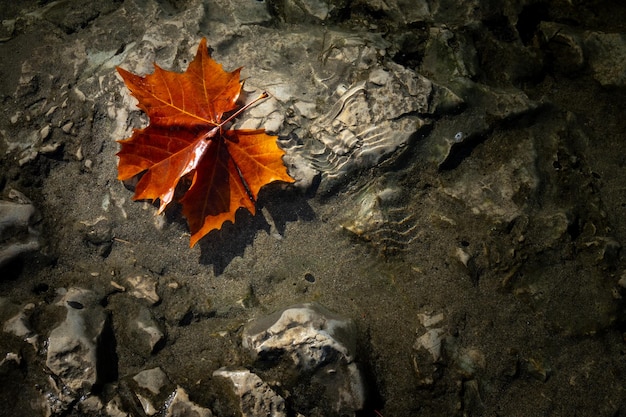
[219,91,269,128]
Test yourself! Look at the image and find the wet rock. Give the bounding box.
[412,311,448,387]
[244,302,356,369]
[108,295,165,357]
[243,302,365,416]
[118,369,211,417]
[213,368,286,417]
[352,0,431,24]
[524,356,551,382]
[164,386,213,417]
[78,216,113,256]
[539,22,586,75]
[126,274,160,305]
[539,22,626,86]
[46,287,108,394]
[441,136,539,222]
[132,306,166,355]
[295,59,461,192]
[0,18,15,42]
[339,175,418,253]
[105,396,129,417]
[77,395,104,415]
[227,0,273,25]
[43,373,81,416]
[126,367,174,416]
[582,31,626,87]
[0,351,21,369]
[110,13,465,197]
[280,0,334,22]
[0,197,40,270]
[421,26,479,82]
[133,367,170,395]
[2,302,38,349]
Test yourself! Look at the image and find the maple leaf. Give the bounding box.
[116,38,294,247]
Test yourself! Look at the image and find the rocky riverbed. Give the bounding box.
[1,0,626,416]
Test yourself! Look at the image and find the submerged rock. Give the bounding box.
[213,368,286,417]
[539,22,626,87]
[2,301,38,349]
[118,368,212,417]
[164,387,213,417]
[339,175,418,253]
[243,302,366,416]
[45,288,108,394]
[0,197,40,270]
[582,31,626,87]
[295,59,462,192]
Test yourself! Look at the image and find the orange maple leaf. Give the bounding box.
[116,38,294,247]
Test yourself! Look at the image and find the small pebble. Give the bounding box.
[40,125,51,140]
[62,121,73,134]
[45,106,58,117]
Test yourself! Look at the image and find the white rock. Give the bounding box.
[242,303,365,415]
[133,367,169,395]
[243,302,356,368]
[213,368,285,417]
[164,386,213,417]
[127,275,160,304]
[414,328,446,362]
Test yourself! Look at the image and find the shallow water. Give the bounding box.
[1,1,626,416]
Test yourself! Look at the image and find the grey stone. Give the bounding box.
[111,15,464,196]
[46,288,107,393]
[281,0,333,22]
[539,22,626,86]
[77,395,104,415]
[426,79,539,168]
[108,296,166,357]
[352,0,431,24]
[133,367,170,395]
[441,136,540,222]
[228,0,273,25]
[339,175,419,251]
[2,302,38,349]
[539,22,586,75]
[421,26,479,82]
[117,368,180,416]
[134,308,166,354]
[0,198,40,269]
[583,31,626,87]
